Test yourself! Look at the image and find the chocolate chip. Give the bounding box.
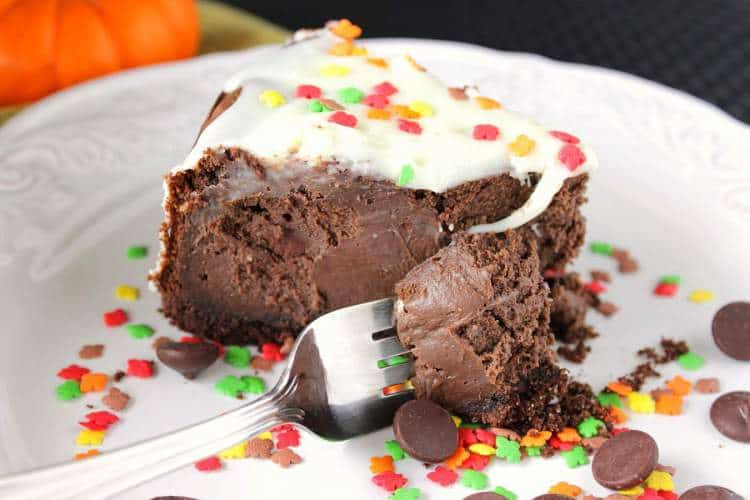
[156,340,219,379]
[712,302,750,361]
[532,496,575,500]
[710,391,750,442]
[464,493,503,500]
[592,430,658,490]
[393,400,458,463]
[679,485,743,500]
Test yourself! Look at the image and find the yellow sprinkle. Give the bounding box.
[618,486,645,496]
[409,100,434,117]
[320,64,350,77]
[508,134,536,157]
[688,289,715,303]
[367,109,392,120]
[76,430,105,447]
[451,415,462,427]
[475,96,501,109]
[257,431,273,440]
[258,90,286,108]
[367,57,388,69]
[645,470,674,491]
[627,391,656,414]
[351,45,368,56]
[520,429,551,447]
[392,105,420,119]
[218,441,248,459]
[115,284,138,301]
[468,443,496,456]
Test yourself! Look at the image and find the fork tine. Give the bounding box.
[373,336,409,359]
[313,298,394,335]
[381,362,414,386]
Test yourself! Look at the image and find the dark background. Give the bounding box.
[226,0,750,123]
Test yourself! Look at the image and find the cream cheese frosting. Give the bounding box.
[178,20,597,232]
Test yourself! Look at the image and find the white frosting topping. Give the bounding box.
[177,22,597,232]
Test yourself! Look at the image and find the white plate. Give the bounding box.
[1,39,749,499]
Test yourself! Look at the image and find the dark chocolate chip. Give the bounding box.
[710,391,750,442]
[532,496,575,500]
[712,302,750,361]
[679,485,744,500]
[393,400,458,463]
[592,429,658,490]
[464,493,504,500]
[156,341,219,379]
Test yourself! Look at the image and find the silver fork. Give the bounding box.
[0,298,413,500]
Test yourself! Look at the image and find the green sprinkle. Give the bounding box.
[525,446,542,457]
[378,354,410,368]
[391,487,420,500]
[460,470,487,490]
[126,324,154,339]
[560,445,589,468]
[397,164,415,187]
[494,486,518,500]
[224,346,250,368]
[577,416,605,438]
[240,375,266,394]
[459,422,484,429]
[384,439,406,461]
[495,436,521,463]
[308,99,329,112]
[338,86,364,104]
[659,274,682,285]
[56,380,82,401]
[590,241,613,256]
[597,391,623,408]
[126,245,148,259]
[215,375,246,397]
[677,351,705,370]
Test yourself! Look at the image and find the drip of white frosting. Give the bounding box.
[177,24,597,232]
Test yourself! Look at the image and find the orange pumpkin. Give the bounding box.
[0,0,200,105]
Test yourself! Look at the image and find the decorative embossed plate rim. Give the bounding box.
[0,39,749,499]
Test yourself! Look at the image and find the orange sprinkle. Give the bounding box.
[655,394,683,415]
[74,449,100,460]
[549,481,582,497]
[520,429,552,447]
[442,446,469,469]
[405,55,426,72]
[556,427,581,443]
[329,41,354,56]
[369,455,394,474]
[607,381,633,396]
[367,57,389,69]
[607,406,628,424]
[392,105,420,119]
[367,109,392,120]
[474,96,501,109]
[666,375,692,396]
[80,372,108,393]
[331,19,362,40]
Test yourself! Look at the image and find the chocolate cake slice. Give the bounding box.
[150,20,597,346]
[394,231,604,431]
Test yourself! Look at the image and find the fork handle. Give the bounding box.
[0,387,291,500]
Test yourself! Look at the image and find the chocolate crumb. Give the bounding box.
[250,355,274,372]
[448,87,468,100]
[650,388,673,400]
[489,428,520,441]
[695,378,720,394]
[582,436,609,452]
[247,437,273,459]
[615,338,689,390]
[86,404,94,409]
[590,270,611,283]
[113,370,126,382]
[596,302,619,317]
[279,336,295,355]
[557,340,591,363]
[318,98,343,111]
[655,463,676,475]
[270,448,302,468]
[79,344,104,359]
[102,387,130,411]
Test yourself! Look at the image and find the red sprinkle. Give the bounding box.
[362,93,389,109]
[372,471,407,492]
[195,456,222,472]
[79,420,108,431]
[584,280,607,294]
[373,81,398,96]
[180,336,202,344]
[57,364,90,381]
[549,130,580,144]
[610,427,630,436]
[103,308,128,327]
[295,84,322,99]
[657,491,678,500]
[474,428,496,446]
[654,283,678,297]
[427,465,459,486]
[86,411,119,426]
[543,268,565,278]
[276,428,300,448]
[271,424,295,433]
[459,428,478,447]
[638,488,663,500]
[328,111,357,128]
[549,435,574,451]
[261,342,285,362]
[472,124,500,141]
[558,144,586,171]
[459,453,490,471]
[398,119,422,134]
[127,359,154,378]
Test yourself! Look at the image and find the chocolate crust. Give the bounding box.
[152,147,588,345]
